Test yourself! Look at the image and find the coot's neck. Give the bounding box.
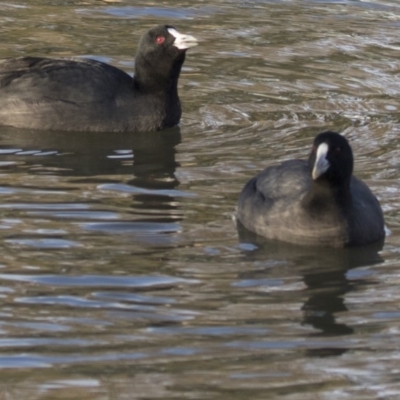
[302,178,352,215]
[133,52,185,98]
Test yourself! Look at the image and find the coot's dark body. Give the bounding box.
[237,131,385,247]
[0,25,197,132]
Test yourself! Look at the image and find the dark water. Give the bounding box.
[1,0,400,398]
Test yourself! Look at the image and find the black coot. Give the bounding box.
[237,131,385,247]
[0,25,197,132]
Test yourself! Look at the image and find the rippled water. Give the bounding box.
[1,0,400,398]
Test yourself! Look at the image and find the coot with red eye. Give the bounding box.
[237,131,385,247]
[0,25,198,132]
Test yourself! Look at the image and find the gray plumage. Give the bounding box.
[0,25,197,132]
[237,131,385,247]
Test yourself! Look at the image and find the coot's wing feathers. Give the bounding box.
[0,57,138,131]
[348,176,385,245]
[237,159,310,227]
[0,57,133,104]
[254,159,310,201]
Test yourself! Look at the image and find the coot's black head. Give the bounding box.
[134,25,198,90]
[308,131,354,187]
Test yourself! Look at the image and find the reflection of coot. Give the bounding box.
[237,131,385,247]
[0,26,197,132]
[238,223,384,356]
[0,126,181,180]
[126,128,182,217]
[0,126,184,245]
[127,128,181,192]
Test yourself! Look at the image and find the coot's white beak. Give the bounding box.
[168,28,198,50]
[312,142,330,180]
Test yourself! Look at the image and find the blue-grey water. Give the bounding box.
[1,0,400,398]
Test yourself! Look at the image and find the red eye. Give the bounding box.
[156,36,165,44]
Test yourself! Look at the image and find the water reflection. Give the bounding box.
[0,127,186,253]
[0,123,185,230]
[238,223,384,356]
[2,0,400,397]
[0,126,181,178]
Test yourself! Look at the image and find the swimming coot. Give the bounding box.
[237,131,385,247]
[0,25,198,132]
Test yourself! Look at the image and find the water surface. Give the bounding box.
[1,0,400,399]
